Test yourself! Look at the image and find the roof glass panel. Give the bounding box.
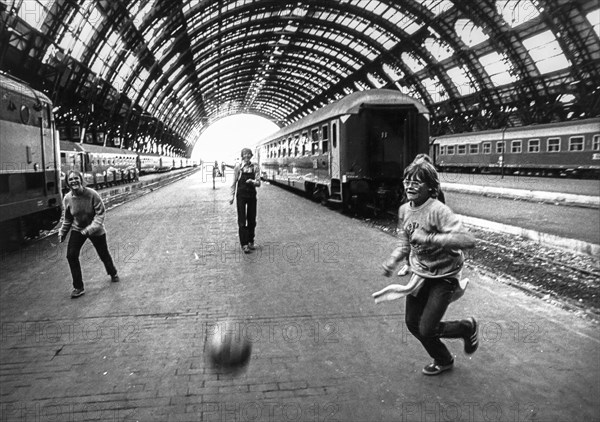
[367,72,386,88]
[455,19,489,48]
[424,37,454,62]
[586,8,600,37]
[496,0,539,28]
[522,31,571,74]
[401,52,426,73]
[113,53,138,92]
[134,0,156,25]
[382,63,404,82]
[421,76,445,102]
[128,0,142,17]
[446,66,477,96]
[414,0,454,16]
[478,51,518,86]
[16,0,54,31]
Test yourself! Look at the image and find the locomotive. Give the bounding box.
[0,73,196,247]
[0,73,62,247]
[256,89,430,212]
[432,118,600,178]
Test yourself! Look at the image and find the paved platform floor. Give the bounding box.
[1,171,598,421]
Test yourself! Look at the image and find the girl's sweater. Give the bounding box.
[59,188,106,237]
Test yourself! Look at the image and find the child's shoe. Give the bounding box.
[422,359,454,375]
[397,264,411,276]
[463,317,479,354]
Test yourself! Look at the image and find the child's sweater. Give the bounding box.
[59,188,106,237]
[391,198,470,278]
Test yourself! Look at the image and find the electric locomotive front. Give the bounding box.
[0,74,62,247]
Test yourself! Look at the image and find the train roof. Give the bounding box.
[433,117,600,144]
[59,141,138,156]
[258,89,429,144]
[0,73,52,104]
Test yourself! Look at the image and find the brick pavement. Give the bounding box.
[0,169,598,422]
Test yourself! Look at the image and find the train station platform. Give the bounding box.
[1,170,598,422]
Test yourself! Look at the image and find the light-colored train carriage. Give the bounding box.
[432,118,600,178]
[60,141,139,192]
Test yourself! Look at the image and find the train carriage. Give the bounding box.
[433,118,600,178]
[59,141,139,192]
[0,73,62,246]
[256,89,430,212]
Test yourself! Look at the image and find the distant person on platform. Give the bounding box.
[58,171,119,298]
[230,148,261,253]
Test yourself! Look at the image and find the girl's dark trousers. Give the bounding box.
[67,231,117,289]
[236,196,257,247]
[405,277,470,365]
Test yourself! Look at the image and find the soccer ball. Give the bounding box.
[207,320,252,373]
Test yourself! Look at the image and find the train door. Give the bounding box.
[431,141,440,165]
[330,120,340,180]
[364,107,405,181]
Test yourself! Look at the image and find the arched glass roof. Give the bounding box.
[1,0,598,156]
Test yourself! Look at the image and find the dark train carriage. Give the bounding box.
[0,73,62,246]
[434,118,600,177]
[256,89,430,212]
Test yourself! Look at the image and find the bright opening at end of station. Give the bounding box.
[191,114,279,166]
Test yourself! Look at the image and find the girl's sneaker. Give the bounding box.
[71,288,85,298]
[397,264,411,276]
[464,317,479,354]
[422,360,454,375]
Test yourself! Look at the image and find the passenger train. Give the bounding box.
[0,73,195,247]
[431,118,600,178]
[256,89,430,213]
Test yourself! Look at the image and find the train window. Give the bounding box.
[482,143,491,154]
[440,146,446,155]
[496,142,505,154]
[547,138,560,152]
[511,140,522,153]
[322,140,329,153]
[528,139,540,153]
[568,136,584,151]
[447,145,455,155]
[322,125,329,140]
[457,145,466,154]
[311,128,319,142]
[469,144,479,154]
[593,135,600,151]
[20,105,30,124]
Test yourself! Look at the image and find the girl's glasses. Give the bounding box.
[403,180,424,188]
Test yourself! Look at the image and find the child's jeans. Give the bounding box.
[405,277,470,365]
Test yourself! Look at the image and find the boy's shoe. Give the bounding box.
[422,360,454,375]
[71,288,85,298]
[464,317,479,354]
[248,242,256,250]
[397,264,411,276]
[242,245,251,254]
[111,274,120,283]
